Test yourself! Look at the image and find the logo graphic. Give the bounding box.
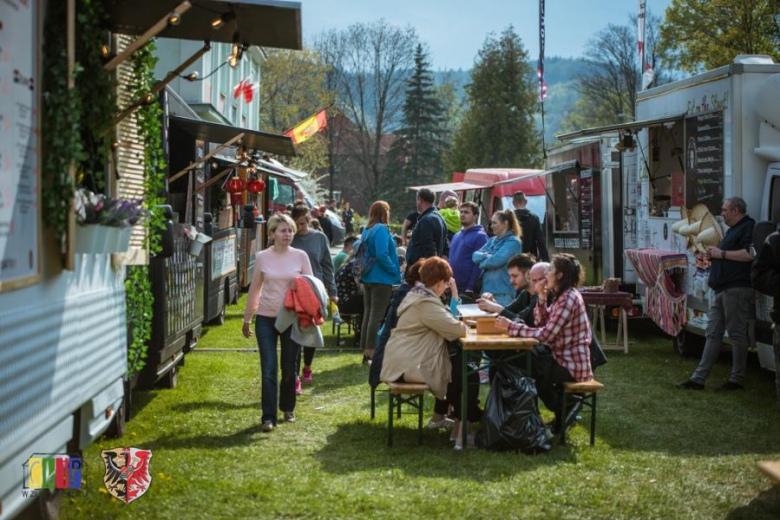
[101,447,153,504]
[22,454,83,497]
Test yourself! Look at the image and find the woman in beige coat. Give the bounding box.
[380,258,469,406]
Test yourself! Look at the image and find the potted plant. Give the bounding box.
[74,189,147,254]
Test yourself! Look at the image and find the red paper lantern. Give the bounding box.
[246,179,265,193]
[225,175,246,207]
[225,175,245,194]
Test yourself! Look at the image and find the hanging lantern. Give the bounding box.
[246,179,265,193]
[225,174,246,207]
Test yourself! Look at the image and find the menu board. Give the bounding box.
[685,110,724,214]
[211,235,237,280]
[0,0,41,291]
[580,169,593,250]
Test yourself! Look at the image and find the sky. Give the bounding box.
[299,0,672,70]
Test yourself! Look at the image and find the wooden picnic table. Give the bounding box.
[457,330,538,450]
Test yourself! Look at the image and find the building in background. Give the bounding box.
[153,40,263,130]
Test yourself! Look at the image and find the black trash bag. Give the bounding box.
[476,362,551,453]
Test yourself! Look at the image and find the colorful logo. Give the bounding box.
[101,447,153,504]
[22,454,83,495]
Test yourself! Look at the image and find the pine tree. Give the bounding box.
[384,44,448,217]
[447,26,541,172]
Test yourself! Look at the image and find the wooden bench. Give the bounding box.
[386,382,429,447]
[331,313,361,347]
[758,461,780,484]
[560,380,604,446]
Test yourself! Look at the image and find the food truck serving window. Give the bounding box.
[552,170,580,233]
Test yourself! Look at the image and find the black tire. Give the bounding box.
[159,363,179,389]
[210,301,226,326]
[672,328,705,358]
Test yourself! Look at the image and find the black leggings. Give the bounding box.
[296,346,316,375]
[434,344,482,422]
[532,345,575,417]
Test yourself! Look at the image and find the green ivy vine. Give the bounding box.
[124,39,167,378]
[42,0,84,243]
[42,0,115,244]
[131,40,167,256]
[125,265,151,377]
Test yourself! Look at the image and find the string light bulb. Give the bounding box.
[185,71,199,81]
[211,12,234,30]
[143,92,155,105]
[111,140,120,150]
[228,42,239,68]
[168,12,181,26]
[99,44,110,58]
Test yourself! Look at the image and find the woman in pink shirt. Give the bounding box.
[495,253,592,434]
[243,214,312,432]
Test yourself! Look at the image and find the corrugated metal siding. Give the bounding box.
[115,34,148,266]
[0,286,126,459]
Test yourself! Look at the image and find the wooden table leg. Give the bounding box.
[461,348,468,450]
[622,308,629,354]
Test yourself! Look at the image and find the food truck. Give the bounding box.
[539,135,638,288]
[558,56,780,363]
[411,168,547,230]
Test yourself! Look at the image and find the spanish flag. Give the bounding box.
[284,109,328,145]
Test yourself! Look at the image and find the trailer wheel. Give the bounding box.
[105,394,127,439]
[159,363,178,389]
[211,302,226,326]
[672,329,705,358]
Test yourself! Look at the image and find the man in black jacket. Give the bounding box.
[513,191,549,261]
[752,227,780,407]
[679,197,756,391]
[478,254,545,325]
[406,188,448,267]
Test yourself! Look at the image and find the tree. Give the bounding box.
[319,20,418,204]
[560,14,666,132]
[257,48,332,174]
[447,26,541,172]
[312,29,346,200]
[658,0,780,73]
[384,44,449,216]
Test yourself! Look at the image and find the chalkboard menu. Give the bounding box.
[580,169,593,249]
[685,110,724,214]
[0,0,41,292]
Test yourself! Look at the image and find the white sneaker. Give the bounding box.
[425,417,454,430]
[261,420,275,432]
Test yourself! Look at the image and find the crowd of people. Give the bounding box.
[243,190,603,447]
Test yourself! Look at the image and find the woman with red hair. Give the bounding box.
[380,257,472,448]
[359,201,401,361]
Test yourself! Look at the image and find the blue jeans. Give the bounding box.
[255,316,301,424]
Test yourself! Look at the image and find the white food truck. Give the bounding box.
[557,56,780,365]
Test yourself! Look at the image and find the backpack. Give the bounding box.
[351,225,380,281]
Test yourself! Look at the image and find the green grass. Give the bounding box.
[59,304,780,519]
[206,293,347,350]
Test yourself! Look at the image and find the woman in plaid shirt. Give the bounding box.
[496,253,592,432]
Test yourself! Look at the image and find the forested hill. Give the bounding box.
[434,56,589,143]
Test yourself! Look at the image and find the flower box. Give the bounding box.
[74,225,133,254]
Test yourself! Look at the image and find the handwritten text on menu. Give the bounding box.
[685,110,724,215]
[0,0,40,289]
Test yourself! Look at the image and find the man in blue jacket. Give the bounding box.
[406,188,448,267]
[449,201,488,300]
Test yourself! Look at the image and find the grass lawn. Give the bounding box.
[59,299,780,519]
